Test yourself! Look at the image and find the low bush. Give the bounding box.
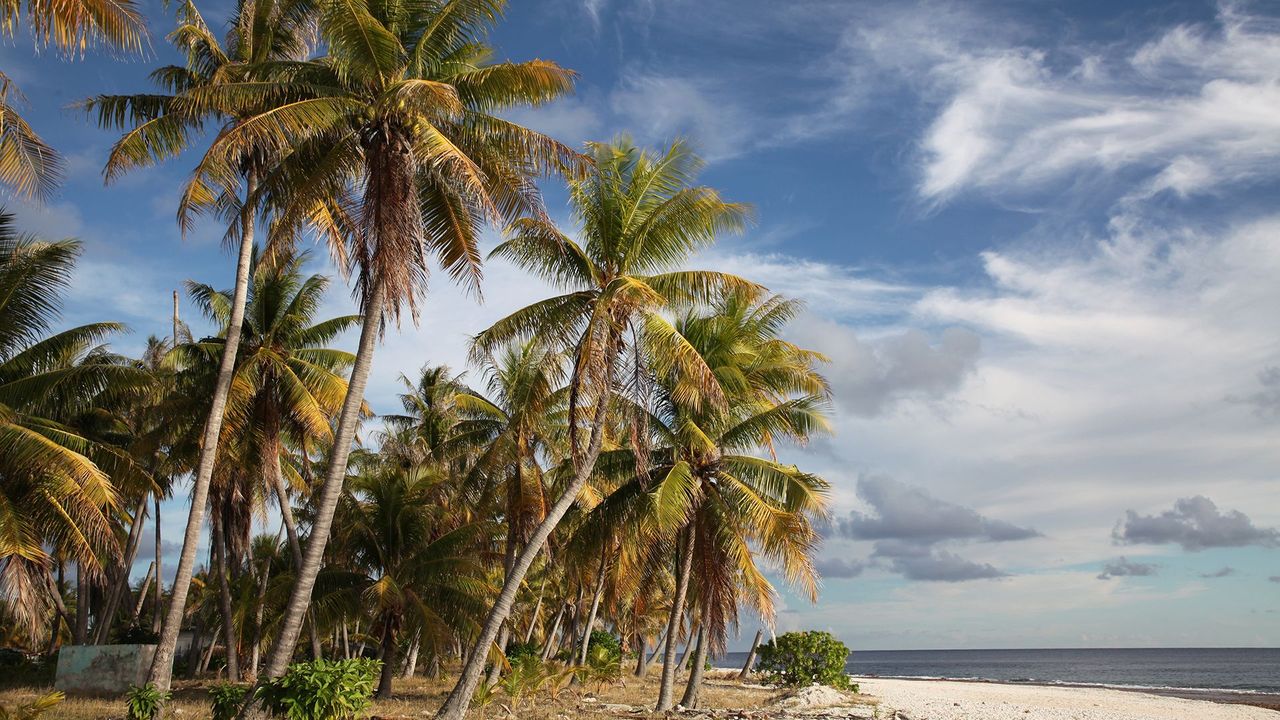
[124,683,170,720]
[755,630,852,690]
[208,683,250,720]
[258,658,381,720]
[504,641,540,662]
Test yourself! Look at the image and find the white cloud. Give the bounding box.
[906,6,1280,202]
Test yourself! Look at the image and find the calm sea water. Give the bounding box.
[719,648,1280,694]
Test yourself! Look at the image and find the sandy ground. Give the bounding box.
[857,677,1279,720]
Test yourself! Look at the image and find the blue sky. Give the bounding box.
[4,0,1279,650]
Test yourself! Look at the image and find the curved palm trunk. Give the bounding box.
[679,601,710,708]
[401,629,420,679]
[656,525,696,711]
[152,493,163,634]
[376,617,397,699]
[539,604,565,661]
[247,537,275,677]
[246,280,384,706]
[577,548,608,665]
[148,172,257,692]
[271,452,323,659]
[211,510,241,681]
[436,380,614,720]
[484,531,520,687]
[634,633,647,677]
[94,496,149,644]
[643,626,667,675]
[131,562,154,622]
[738,628,763,680]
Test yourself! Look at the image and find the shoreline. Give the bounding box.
[848,674,1280,712]
[853,677,1280,719]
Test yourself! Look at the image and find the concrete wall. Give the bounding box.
[54,644,157,695]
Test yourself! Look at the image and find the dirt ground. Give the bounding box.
[0,669,806,720]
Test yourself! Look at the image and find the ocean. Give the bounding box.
[718,647,1280,696]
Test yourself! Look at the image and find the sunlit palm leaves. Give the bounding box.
[0,212,143,641]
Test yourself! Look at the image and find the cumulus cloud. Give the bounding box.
[1200,567,1235,579]
[827,477,1037,582]
[836,476,1039,543]
[814,557,865,580]
[1114,496,1280,551]
[873,543,1007,582]
[1096,557,1158,581]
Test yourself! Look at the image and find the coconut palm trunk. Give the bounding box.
[148,172,258,692]
[634,634,647,677]
[211,510,240,681]
[94,495,149,644]
[484,534,519,687]
[270,452,323,658]
[540,604,565,661]
[401,629,420,679]
[656,525,696,711]
[739,628,763,680]
[131,562,154,622]
[436,379,614,720]
[577,548,608,665]
[679,612,709,708]
[152,493,163,634]
[253,280,383,690]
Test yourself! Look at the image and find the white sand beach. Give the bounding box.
[856,677,1279,720]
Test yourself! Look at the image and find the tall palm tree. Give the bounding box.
[439,138,755,719]
[84,0,319,690]
[461,340,564,682]
[652,292,831,708]
[171,248,359,675]
[177,2,586,694]
[0,212,146,643]
[320,461,492,698]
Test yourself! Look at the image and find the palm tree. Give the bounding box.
[174,1,586,692]
[320,460,492,698]
[84,0,319,690]
[172,248,360,675]
[0,212,146,643]
[439,137,755,720]
[460,340,565,682]
[0,0,146,200]
[651,292,831,708]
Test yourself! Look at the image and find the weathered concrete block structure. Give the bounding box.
[54,644,157,695]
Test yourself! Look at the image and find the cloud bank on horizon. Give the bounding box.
[5,0,1278,649]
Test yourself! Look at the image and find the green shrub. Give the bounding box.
[258,658,381,720]
[504,641,540,662]
[124,683,170,720]
[0,691,63,720]
[208,683,250,720]
[754,631,852,690]
[587,631,622,659]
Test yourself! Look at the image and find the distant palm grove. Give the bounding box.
[0,0,833,717]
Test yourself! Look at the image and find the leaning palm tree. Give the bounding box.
[173,247,360,677]
[438,137,755,720]
[0,212,146,643]
[84,0,320,690]
[178,3,585,695]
